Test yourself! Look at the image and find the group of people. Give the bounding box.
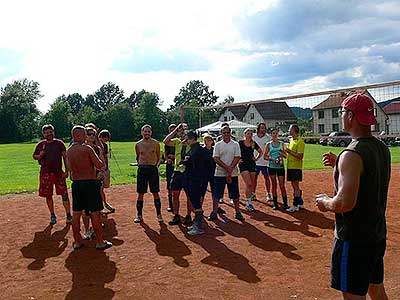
[32,93,391,299]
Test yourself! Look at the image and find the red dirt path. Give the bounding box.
[1,169,399,300]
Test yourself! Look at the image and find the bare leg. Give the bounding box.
[46,196,55,214]
[263,173,271,194]
[61,194,71,214]
[278,175,287,198]
[72,211,83,243]
[342,292,366,300]
[82,213,90,232]
[241,171,253,198]
[368,283,389,300]
[90,211,105,247]
[253,173,259,194]
[270,174,278,197]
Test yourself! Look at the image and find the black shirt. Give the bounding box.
[334,137,391,242]
[181,142,207,178]
[239,140,260,164]
[203,146,216,176]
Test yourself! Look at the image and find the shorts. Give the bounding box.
[102,169,110,188]
[213,176,240,200]
[287,169,303,182]
[255,165,269,176]
[239,161,256,173]
[166,163,174,191]
[331,238,386,296]
[39,172,67,198]
[137,165,160,194]
[268,167,285,177]
[71,180,103,213]
[201,174,215,197]
[170,171,185,191]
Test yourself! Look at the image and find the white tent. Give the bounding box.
[197,120,257,137]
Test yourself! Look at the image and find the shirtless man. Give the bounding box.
[67,125,112,250]
[134,124,163,223]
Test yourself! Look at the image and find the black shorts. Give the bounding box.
[201,174,214,197]
[166,163,174,191]
[71,180,103,213]
[331,238,386,296]
[287,169,303,182]
[170,171,185,191]
[213,176,240,200]
[137,165,160,194]
[239,161,256,173]
[268,167,285,177]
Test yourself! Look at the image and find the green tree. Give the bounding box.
[66,93,85,114]
[222,95,234,104]
[107,103,136,141]
[0,79,42,143]
[88,82,125,112]
[124,89,147,109]
[73,106,98,126]
[42,96,73,139]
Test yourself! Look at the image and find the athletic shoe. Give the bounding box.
[218,198,224,203]
[286,205,299,212]
[188,224,204,236]
[96,240,113,250]
[157,214,164,223]
[66,214,72,224]
[168,215,181,225]
[246,202,255,212]
[282,203,289,210]
[235,212,245,221]
[167,207,173,212]
[104,203,116,213]
[72,242,84,250]
[250,193,257,201]
[83,230,91,240]
[272,205,279,210]
[183,215,192,226]
[267,194,273,202]
[50,214,57,225]
[133,215,143,223]
[229,199,234,205]
[208,212,218,221]
[217,207,226,215]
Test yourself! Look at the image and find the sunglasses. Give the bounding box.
[87,132,96,136]
[222,132,230,134]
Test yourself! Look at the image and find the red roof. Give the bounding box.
[383,101,400,114]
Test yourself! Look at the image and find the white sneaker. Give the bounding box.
[267,194,273,202]
[230,199,234,205]
[157,214,164,223]
[133,215,143,223]
[219,198,224,203]
[286,205,299,212]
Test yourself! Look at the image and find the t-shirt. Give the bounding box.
[268,141,284,169]
[287,137,305,170]
[33,139,66,174]
[253,133,272,167]
[239,140,260,164]
[203,146,216,177]
[213,139,241,177]
[171,138,186,172]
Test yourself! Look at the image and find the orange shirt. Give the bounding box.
[67,143,103,180]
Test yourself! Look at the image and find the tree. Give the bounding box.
[0,79,42,143]
[66,93,85,115]
[42,96,73,139]
[172,80,219,108]
[106,103,136,141]
[73,106,98,126]
[124,89,148,109]
[221,95,234,104]
[88,82,125,112]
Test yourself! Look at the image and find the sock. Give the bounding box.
[51,213,56,217]
[194,211,203,228]
[283,196,288,206]
[154,199,161,215]
[136,200,144,216]
[66,212,72,217]
[293,197,300,206]
[273,196,278,206]
[246,198,252,205]
[168,194,173,208]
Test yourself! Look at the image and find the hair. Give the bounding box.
[85,123,97,129]
[168,124,177,131]
[71,125,85,136]
[257,122,266,133]
[221,122,229,128]
[244,128,254,135]
[290,124,300,134]
[141,124,152,131]
[186,130,198,140]
[86,127,97,135]
[42,124,54,133]
[99,129,110,138]
[220,125,231,133]
[270,127,279,134]
[203,134,215,145]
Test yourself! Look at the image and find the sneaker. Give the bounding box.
[272,205,279,210]
[50,214,57,225]
[235,212,245,221]
[168,215,181,225]
[246,202,255,212]
[188,224,204,236]
[208,212,218,221]
[218,198,224,203]
[250,193,257,201]
[286,205,299,212]
[183,215,192,226]
[72,242,84,250]
[217,207,226,215]
[167,207,173,212]
[298,204,305,209]
[66,214,72,224]
[229,199,234,205]
[282,203,289,210]
[96,240,113,250]
[133,215,143,223]
[104,203,116,213]
[83,230,91,240]
[157,214,164,223]
[267,194,273,202]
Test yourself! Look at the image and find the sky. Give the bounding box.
[0,0,399,112]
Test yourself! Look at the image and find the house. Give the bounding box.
[219,105,248,122]
[312,90,388,134]
[382,101,400,134]
[242,102,297,130]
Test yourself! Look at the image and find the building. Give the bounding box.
[219,101,297,130]
[312,90,388,134]
[382,101,400,134]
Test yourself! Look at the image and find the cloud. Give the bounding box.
[0,49,23,79]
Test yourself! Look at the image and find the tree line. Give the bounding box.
[0,79,234,143]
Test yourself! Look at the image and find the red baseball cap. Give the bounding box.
[341,93,377,126]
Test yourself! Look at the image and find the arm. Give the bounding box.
[316,151,362,213]
[214,156,230,171]
[163,125,181,146]
[264,143,270,161]
[62,151,69,177]
[33,143,45,160]
[88,146,104,170]
[156,142,161,167]
[135,143,140,164]
[254,142,262,161]
[286,148,304,160]
[98,147,106,171]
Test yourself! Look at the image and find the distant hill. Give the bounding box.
[290,107,312,119]
[378,97,400,108]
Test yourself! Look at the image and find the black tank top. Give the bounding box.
[334,137,390,242]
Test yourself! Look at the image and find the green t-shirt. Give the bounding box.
[171,138,186,172]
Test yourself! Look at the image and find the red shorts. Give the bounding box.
[39,172,67,197]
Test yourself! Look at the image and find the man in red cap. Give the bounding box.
[316,93,390,300]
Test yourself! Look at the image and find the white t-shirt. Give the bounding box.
[213,139,241,177]
[253,133,272,167]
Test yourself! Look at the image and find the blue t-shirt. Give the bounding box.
[268,141,284,169]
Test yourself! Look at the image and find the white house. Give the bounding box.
[382,101,400,134]
[218,106,248,122]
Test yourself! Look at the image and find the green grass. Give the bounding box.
[0,142,399,195]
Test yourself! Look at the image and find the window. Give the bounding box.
[374,108,377,117]
[318,111,324,119]
[231,116,235,120]
[224,116,227,121]
[318,124,325,133]
[250,113,255,119]
[332,123,339,132]
[332,108,339,118]
[374,123,380,132]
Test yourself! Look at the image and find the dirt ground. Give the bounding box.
[1,169,399,300]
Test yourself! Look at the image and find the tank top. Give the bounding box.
[334,137,390,242]
[268,141,284,169]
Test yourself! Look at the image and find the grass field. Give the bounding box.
[1,142,399,195]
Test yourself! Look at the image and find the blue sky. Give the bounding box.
[0,0,399,111]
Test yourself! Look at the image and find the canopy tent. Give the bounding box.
[197,120,257,137]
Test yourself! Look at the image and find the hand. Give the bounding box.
[316,199,328,212]
[167,158,173,164]
[39,150,46,157]
[322,152,337,167]
[239,159,243,164]
[226,166,234,174]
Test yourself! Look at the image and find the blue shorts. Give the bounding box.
[212,176,240,200]
[255,165,269,176]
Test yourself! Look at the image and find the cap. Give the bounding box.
[341,93,377,126]
[186,130,198,140]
